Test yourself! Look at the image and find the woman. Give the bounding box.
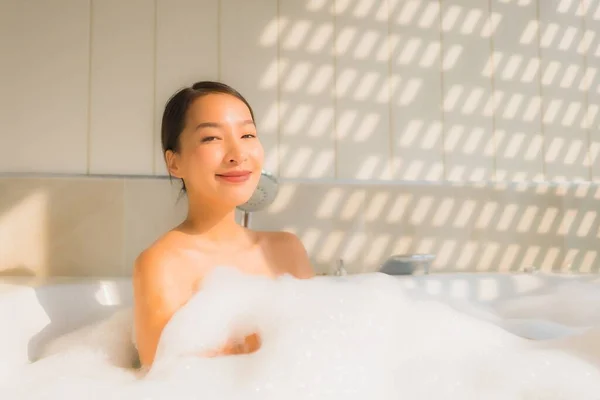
[133,81,315,368]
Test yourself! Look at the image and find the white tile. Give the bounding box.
[0,0,89,173]
[46,178,125,277]
[441,1,495,181]
[539,0,590,181]
[279,0,335,179]
[361,182,576,273]
[0,177,125,278]
[0,1,12,154]
[491,0,544,181]
[335,0,391,180]
[89,0,155,175]
[153,0,219,176]
[390,0,444,181]
[583,0,600,180]
[362,184,488,272]
[471,182,566,272]
[560,182,600,273]
[220,0,279,175]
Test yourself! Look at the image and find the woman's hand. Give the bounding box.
[203,333,262,358]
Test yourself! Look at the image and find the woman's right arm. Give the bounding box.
[133,248,188,368]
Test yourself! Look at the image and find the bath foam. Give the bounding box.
[2,267,600,400]
[38,308,137,368]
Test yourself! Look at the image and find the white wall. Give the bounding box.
[1,0,598,181]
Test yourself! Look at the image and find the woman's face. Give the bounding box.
[167,93,264,208]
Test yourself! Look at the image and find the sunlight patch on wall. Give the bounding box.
[0,190,48,277]
[269,184,297,213]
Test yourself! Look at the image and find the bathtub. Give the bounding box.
[0,277,132,367]
[1,271,599,367]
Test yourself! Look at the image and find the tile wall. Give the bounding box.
[0,0,598,180]
[1,0,599,277]
[0,176,598,277]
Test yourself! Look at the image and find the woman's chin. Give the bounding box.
[219,191,255,209]
[187,183,257,210]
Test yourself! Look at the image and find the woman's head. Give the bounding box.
[161,81,264,208]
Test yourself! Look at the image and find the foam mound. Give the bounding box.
[2,267,600,400]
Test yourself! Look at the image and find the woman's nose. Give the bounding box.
[226,140,247,164]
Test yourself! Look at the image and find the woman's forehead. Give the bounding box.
[187,93,253,123]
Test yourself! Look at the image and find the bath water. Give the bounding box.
[2,267,600,400]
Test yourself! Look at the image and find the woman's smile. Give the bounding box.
[215,170,252,183]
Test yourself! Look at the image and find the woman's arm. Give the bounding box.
[133,248,261,366]
[133,248,190,368]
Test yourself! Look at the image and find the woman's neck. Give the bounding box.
[181,199,244,243]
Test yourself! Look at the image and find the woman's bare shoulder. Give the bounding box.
[133,230,196,287]
[135,231,182,270]
[258,230,302,247]
[257,231,315,278]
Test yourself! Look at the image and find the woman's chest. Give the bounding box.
[189,245,285,280]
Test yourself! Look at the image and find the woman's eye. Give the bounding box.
[242,133,256,139]
[201,136,219,142]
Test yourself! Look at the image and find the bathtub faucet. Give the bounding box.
[334,259,347,276]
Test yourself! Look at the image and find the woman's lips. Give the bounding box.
[216,171,251,183]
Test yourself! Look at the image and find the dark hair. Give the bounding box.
[161,81,255,193]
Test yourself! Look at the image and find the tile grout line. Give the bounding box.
[438,0,447,181]
[488,0,498,181]
[86,0,94,175]
[2,172,599,187]
[151,0,158,176]
[276,0,282,178]
[121,178,128,275]
[386,0,394,181]
[217,0,222,81]
[535,0,547,181]
[333,0,338,180]
[580,0,593,181]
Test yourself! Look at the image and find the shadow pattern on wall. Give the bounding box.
[252,181,600,274]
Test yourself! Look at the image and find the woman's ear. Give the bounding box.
[165,150,181,178]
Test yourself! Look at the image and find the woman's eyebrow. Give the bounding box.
[194,122,221,131]
[194,120,255,131]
